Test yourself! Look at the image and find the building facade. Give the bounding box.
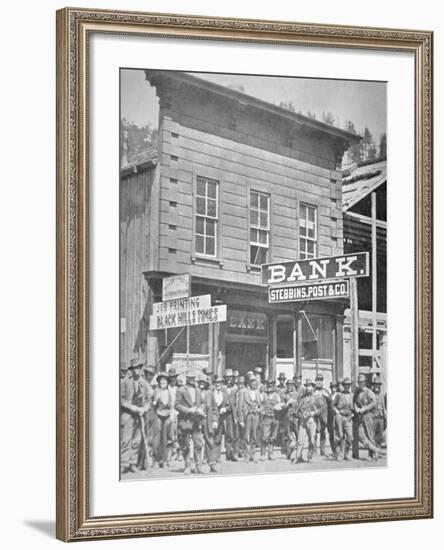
[120,71,361,384]
[342,160,387,384]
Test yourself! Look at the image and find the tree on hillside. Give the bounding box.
[120,119,158,165]
[344,120,362,164]
[322,111,335,126]
[279,100,296,112]
[361,127,377,162]
[379,133,387,160]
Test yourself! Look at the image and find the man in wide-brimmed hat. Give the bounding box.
[261,380,282,460]
[276,372,287,394]
[135,364,156,470]
[222,369,239,461]
[198,374,219,472]
[151,372,173,468]
[120,357,152,474]
[294,379,319,463]
[282,378,300,459]
[166,366,180,459]
[175,369,206,474]
[332,377,354,461]
[371,378,386,451]
[238,375,261,463]
[313,373,331,457]
[209,375,233,469]
[354,374,379,461]
[120,362,128,380]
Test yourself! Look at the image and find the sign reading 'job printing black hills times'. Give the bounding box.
[261,252,369,286]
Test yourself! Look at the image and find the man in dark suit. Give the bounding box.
[120,358,152,474]
[211,376,231,464]
[199,374,219,473]
[223,369,239,461]
[313,373,331,457]
[372,379,387,451]
[261,380,282,460]
[354,373,379,461]
[332,377,354,461]
[238,375,261,462]
[175,370,206,474]
[295,379,320,463]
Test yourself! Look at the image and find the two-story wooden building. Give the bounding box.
[120,70,361,384]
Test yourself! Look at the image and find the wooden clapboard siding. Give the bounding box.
[163,117,333,179]
[120,164,157,365]
[150,74,350,282]
[156,119,344,280]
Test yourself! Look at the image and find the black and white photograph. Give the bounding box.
[119,69,387,480]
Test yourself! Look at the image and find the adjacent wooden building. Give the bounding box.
[120,70,361,383]
[342,160,387,383]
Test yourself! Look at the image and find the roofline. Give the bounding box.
[120,158,157,177]
[145,70,362,145]
[342,175,387,212]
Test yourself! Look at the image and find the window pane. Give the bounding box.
[196,235,205,253]
[257,247,268,264]
[250,191,259,208]
[196,217,204,235]
[259,211,268,228]
[308,206,316,223]
[307,226,315,239]
[299,238,306,254]
[250,245,259,265]
[307,240,315,255]
[206,236,215,256]
[196,196,206,215]
[207,199,217,217]
[258,229,267,244]
[250,209,259,226]
[300,224,307,237]
[300,204,307,218]
[251,245,268,265]
[207,180,217,199]
[206,218,215,237]
[250,228,258,243]
[196,178,206,197]
[259,194,268,211]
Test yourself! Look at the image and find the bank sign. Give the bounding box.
[269,280,349,304]
[262,252,369,285]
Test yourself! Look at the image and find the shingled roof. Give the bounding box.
[342,160,387,211]
[120,145,157,175]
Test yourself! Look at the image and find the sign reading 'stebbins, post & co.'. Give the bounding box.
[261,252,369,285]
[162,273,191,302]
[269,280,350,304]
[149,294,227,330]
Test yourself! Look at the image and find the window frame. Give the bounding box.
[248,188,271,268]
[194,175,220,259]
[298,202,318,260]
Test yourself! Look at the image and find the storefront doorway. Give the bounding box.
[225,341,267,377]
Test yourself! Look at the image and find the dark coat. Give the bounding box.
[175,385,205,431]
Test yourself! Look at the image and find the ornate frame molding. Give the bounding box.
[56,7,433,542]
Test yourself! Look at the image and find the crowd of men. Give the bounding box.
[120,359,387,476]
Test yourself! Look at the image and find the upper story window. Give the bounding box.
[195,176,219,257]
[250,190,270,266]
[299,203,317,259]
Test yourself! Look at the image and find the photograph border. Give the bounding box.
[56,7,433,541]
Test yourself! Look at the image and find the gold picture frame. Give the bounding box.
[56,7,433,542]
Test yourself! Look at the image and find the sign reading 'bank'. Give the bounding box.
[262,252,369,285]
